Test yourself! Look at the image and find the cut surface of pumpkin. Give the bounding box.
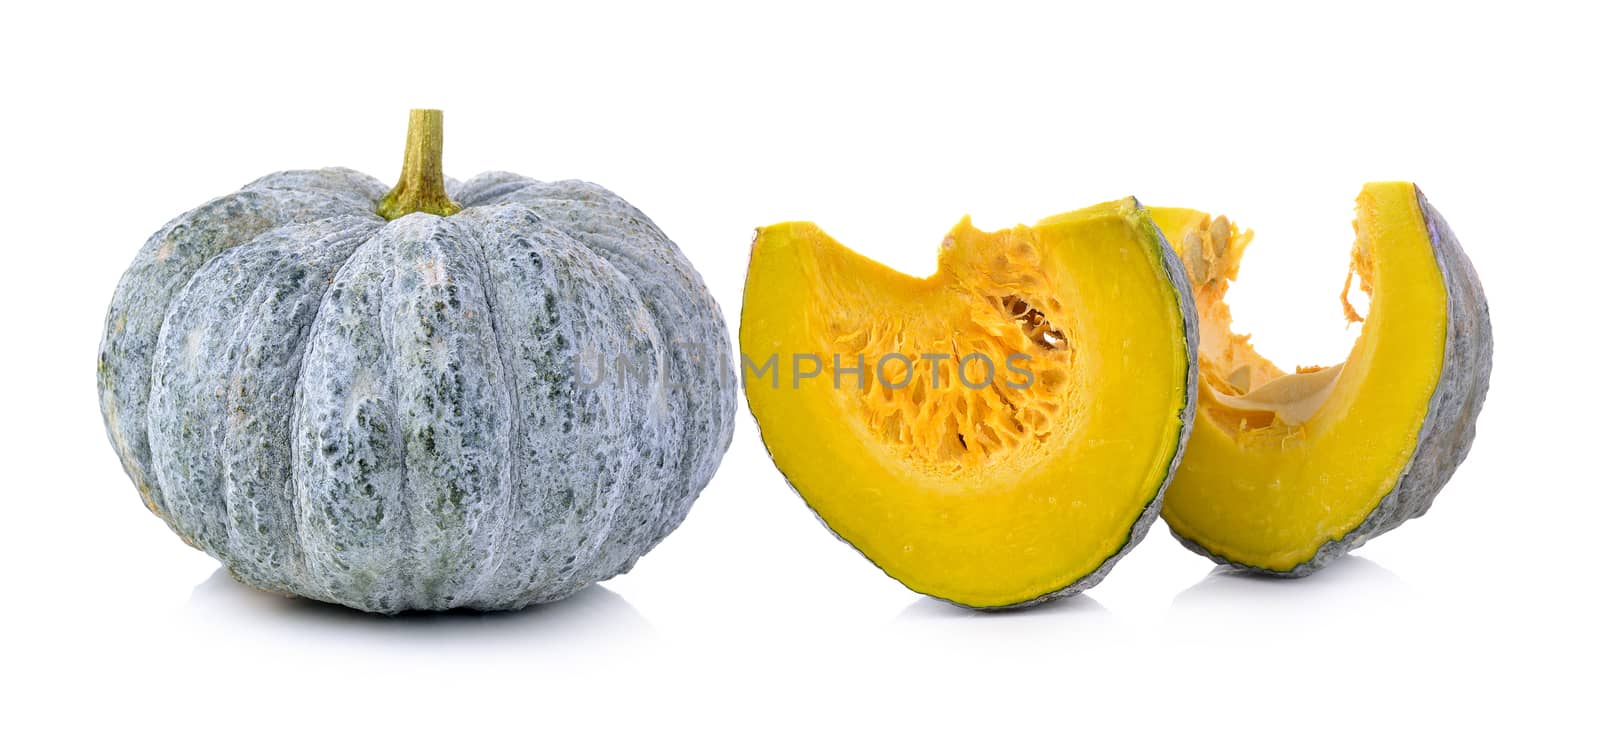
[741,199,1196,608]
[1153,183,1491,575]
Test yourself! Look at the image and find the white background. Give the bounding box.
[2,1,1595,728]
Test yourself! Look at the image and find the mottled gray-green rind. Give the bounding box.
[746,202,1199,610]
[100,168,736,613]
[1171,186,1493,577]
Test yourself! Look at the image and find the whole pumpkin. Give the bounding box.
[97,111,736,613]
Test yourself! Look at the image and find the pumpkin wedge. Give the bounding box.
[741,199,1197,608]
[1153,183,1491,575]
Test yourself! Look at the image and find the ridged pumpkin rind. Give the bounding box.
[98,168,736,612]
[1168,186,1492,576]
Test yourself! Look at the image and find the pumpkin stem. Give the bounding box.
[378,109,461,220]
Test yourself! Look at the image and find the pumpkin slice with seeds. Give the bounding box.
[1152,183,1491,576]
[741,199,1197,608]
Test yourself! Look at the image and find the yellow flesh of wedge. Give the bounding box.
[1153,182,1448,571]
[742,200,1191,606]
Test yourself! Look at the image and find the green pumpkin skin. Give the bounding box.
[98,164,736,613]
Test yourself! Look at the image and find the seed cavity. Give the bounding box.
[1000,295,1069,351]
[825,293,1076,470]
